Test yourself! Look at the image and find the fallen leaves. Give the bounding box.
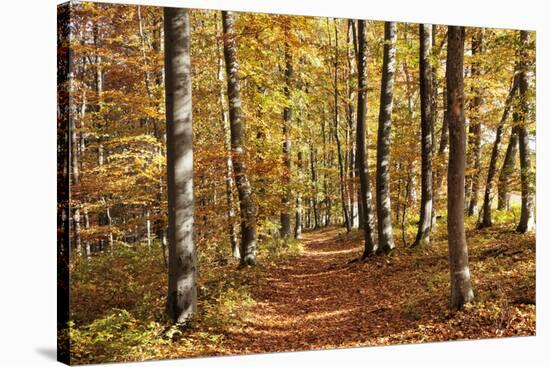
[68,222,535,363]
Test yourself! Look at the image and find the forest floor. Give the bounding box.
[221,225,535,354]
[68,217,535,364]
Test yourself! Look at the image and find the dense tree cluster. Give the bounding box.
[59,2,535,329]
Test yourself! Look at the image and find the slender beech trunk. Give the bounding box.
[479,77,518,227]
[216,14,239,258]
[498,127,519,210]
[516,30,535,233]
[431,24,440,228]
[446,26,474,311]
[145,208,152,250]
[164,7,197,324]
[331,19,352,232]
[310,144,320,229]
[357,184,365,229]
[433,113,450,225]
[92,25,113,251]
[376,22,397,254]
[70,97,82,257]
[222,11,258,265]
[355,19,377,257]
[78,57,91,256]
[346,20,357,228]
[280,42,293,238]
[467,29,485,216]
[321,119,331,227]
[352,20,364,231]
[413,24,433,247]
[153,15,167,260]
[295,150,303,239]
[58,6,71,356]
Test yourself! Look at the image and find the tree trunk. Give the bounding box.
[467,29,485,216]
[70,91,82,257]
[479,77,518,228]
[295,150,304,239]
[222,11,258,265]
[412,24,434,248]
[498,127,519,210]
[216,14,239,258]
[346,20,357,228]
[146,208,152,250]
[516,30,535,233]
[164,7,197,324]
[280,43,293,238]
[321,119,331,227]
[376,22,397,254]
[355,19,377,257]
[434,89,449,223]
[331,19,352,233]
[430,24,440,228]
[57,6,71,358]
[310,145,320,229]
[446,26,474,311]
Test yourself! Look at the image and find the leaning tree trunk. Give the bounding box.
[355,19,377,257]
[222,11,258,265]
[164,7,197,324]
[498,126,519,210]
[433,88,449,227]
[479,76,518,228]
[280,42,293,238]
[446,26,474,311]
[516,30,535,233]
[412,24,433,248]
[375,22,397,254]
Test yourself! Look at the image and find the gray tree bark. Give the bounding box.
[479,77,518,228]
[497,127,519,210]
[413,24,433,248]
[446,26,474,311]
[430,24,440,228]
[222,11,258,265]
[164,7,197,324]
[330,19,352,233]
[70,95,82,257]
[280,43,293,238]
[466,29,485,216]
[355,19,377,257]
[310,144,320,229]
[295,150,303,239]
[516,30,535,233]
[376,22,397,254]
[216,13,239,258]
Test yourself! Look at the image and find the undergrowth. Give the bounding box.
[67,235,303,364]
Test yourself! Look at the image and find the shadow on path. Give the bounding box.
[223,227,438,353]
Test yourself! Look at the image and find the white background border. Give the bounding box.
[0,0,546,366]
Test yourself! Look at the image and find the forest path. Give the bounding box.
[223,227,428,354]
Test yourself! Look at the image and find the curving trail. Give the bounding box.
[222,227,445,354]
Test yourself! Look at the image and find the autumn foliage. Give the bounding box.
[58,2,536,364]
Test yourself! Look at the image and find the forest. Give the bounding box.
[57,2,536,364]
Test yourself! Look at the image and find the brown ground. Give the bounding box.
[222,226,535,354]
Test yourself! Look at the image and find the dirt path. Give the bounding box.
[222,225,535,355]
[223,227,428,353]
